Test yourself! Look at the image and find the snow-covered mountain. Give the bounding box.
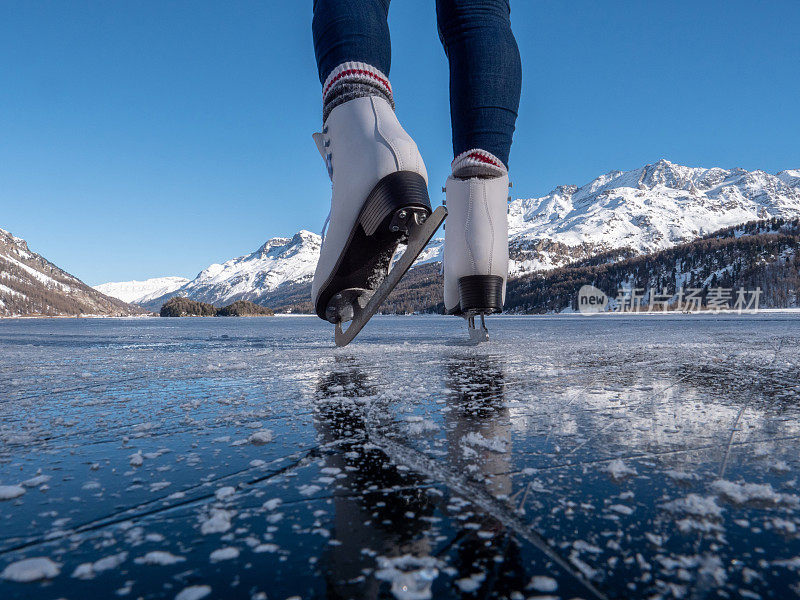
[420,159,800,274]
[94,276,189,304]
[0,228,142,317]
[138,230,322,310]
[124,160,800,311]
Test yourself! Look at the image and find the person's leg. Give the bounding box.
[437,0,521,333]
[436,0,521,174]
[310,0,439,339]
[312,0,394,121]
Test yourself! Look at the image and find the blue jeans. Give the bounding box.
[312,0,522,169]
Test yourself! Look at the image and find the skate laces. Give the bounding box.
[320,212,330,245]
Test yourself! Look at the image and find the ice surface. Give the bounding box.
[1,314,799,599]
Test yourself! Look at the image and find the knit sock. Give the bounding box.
[451,149,508,179]
[322,61,395,122]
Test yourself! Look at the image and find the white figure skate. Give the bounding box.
[311,95,446,346]
[443,167,509,342]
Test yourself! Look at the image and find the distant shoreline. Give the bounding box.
[2,309,800,321]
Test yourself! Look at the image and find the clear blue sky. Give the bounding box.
[2,1,798,285]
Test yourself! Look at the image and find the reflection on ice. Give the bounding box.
[0,315,799,599]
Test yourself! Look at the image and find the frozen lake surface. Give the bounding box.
[1,314,799,600]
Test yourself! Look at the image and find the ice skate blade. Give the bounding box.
[467,314,490,343]
[334,205,447,347]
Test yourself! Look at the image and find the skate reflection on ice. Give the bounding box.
[443,353,527,596]
[312,354,528,598]
[445,353,511,497]
[314,356,437,599]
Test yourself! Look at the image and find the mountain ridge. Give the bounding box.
[94,160,800,311]
[0,228,143,317]
[94,276,190,305]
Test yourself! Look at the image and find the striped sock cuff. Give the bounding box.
[451,149,508,179]
[322,62,394,121]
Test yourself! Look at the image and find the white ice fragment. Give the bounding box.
[604,459,636,481]
[711,479,799,506]
[573,540,602,555]
[460,431,507,453]
[134,551,186,566]
[22,475,51,488]
[150,481,171,492]
[770,460,790,473]
[665,470,696,482]
[454,573,485,593]
[71,563,93,580]
[1,557,61,582]
[298,484,322,496]
[569,554,598,580]
[772,518,797,534]
[773,557,800,570]
[675,518,723,534]
[608,504,634,515]
[129,452,144,467]
[71,552,128,579]
[200,509,235,534]
[374,554,440,600]
[175,585,212,600]
[263,498,282,511]
[250,459,266,467]
[698,555,727,586]
[0,485,25,500]
[209,547,240,562]
[248,430,273,445]
[254,543,279,553]
[407,419,439,435]
[662,494,723,518]
[528,575,558,592]
[215,486,236,501]
[734,519,750,528]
